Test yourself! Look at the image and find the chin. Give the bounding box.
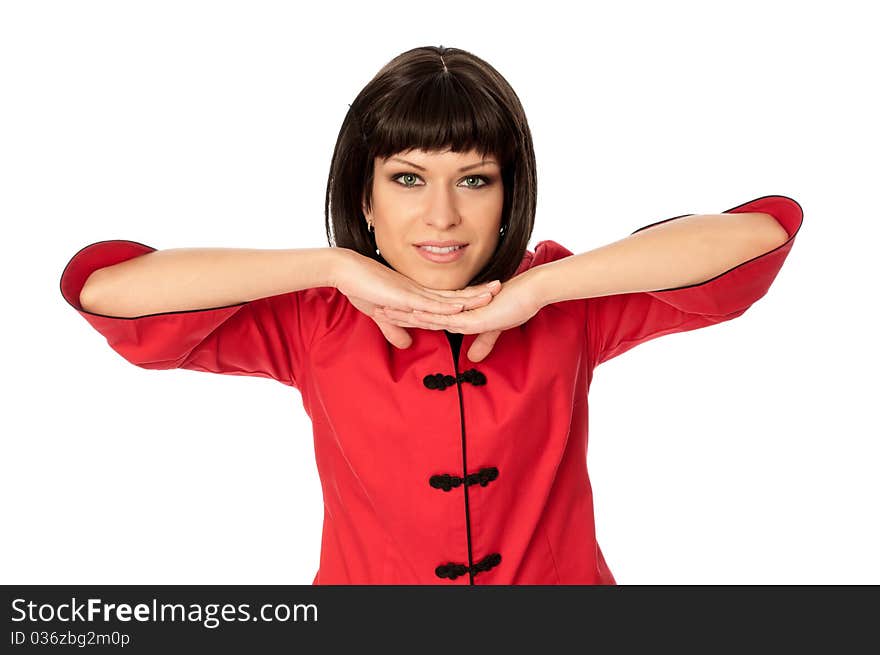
[413,270,470,291]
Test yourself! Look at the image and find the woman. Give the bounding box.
[60,45,803,584]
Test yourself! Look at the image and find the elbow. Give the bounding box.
[79,268,110,314]
[754,212,791,249]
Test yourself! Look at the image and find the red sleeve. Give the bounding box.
[60,239,330,388]
[586,195,803,368]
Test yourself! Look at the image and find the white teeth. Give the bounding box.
[420,245,463,254]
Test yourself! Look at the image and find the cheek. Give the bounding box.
[480,192,504,228]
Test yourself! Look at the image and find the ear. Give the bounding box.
[361,193,371,219]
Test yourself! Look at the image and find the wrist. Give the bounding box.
[525,263,557,309]
[326,247,356,289]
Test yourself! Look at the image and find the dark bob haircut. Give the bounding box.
[324,45,538,287]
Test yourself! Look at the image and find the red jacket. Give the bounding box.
[60,194,803,584]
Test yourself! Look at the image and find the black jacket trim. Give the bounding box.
[435,553,502,580]
[430,467,499,491]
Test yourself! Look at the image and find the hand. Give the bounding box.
[373,270,545,363]
[334,250,503,350]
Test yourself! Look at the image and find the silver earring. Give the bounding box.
[367,220,380,256]
[499,224,506,237]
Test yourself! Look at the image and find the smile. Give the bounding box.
[414,244,468,263]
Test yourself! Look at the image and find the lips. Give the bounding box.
[416,244,467,252]
[414,244,469,263]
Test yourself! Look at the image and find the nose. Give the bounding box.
[422,185,461,229]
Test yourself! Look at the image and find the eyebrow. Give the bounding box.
[388,157,499,172]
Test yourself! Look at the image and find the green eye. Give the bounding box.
[391,173,490,189]
[463,176,488,188]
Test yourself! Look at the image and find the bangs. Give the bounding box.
[368,75,517,166]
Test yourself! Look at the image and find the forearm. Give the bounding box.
[80,246,345,317]
[531,212,789,306]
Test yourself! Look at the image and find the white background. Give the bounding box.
[2,0,877,584]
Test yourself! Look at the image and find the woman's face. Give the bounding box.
[362,147,504,290]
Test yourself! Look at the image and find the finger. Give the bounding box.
[407,294,491,315]
[405,291,487,314]
[409,307,469,331]
[379,296,464,315]
[421,279,502,298]
[431,279,501,297]
[466,330,502,363]
[415,299,468,315]
[377,308,447,330]
[448,291,494,311]
[410,281,500,313]
[377,322,413,349]
[384,317,429,329]
[468,292,495,309]
[376,307,451,330]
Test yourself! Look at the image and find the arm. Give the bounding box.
[61,240,350,387]
[529,195,803,367]
[532,212,789,306]
[80,246,342,317]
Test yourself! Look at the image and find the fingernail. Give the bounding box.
[488,280,501,288]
